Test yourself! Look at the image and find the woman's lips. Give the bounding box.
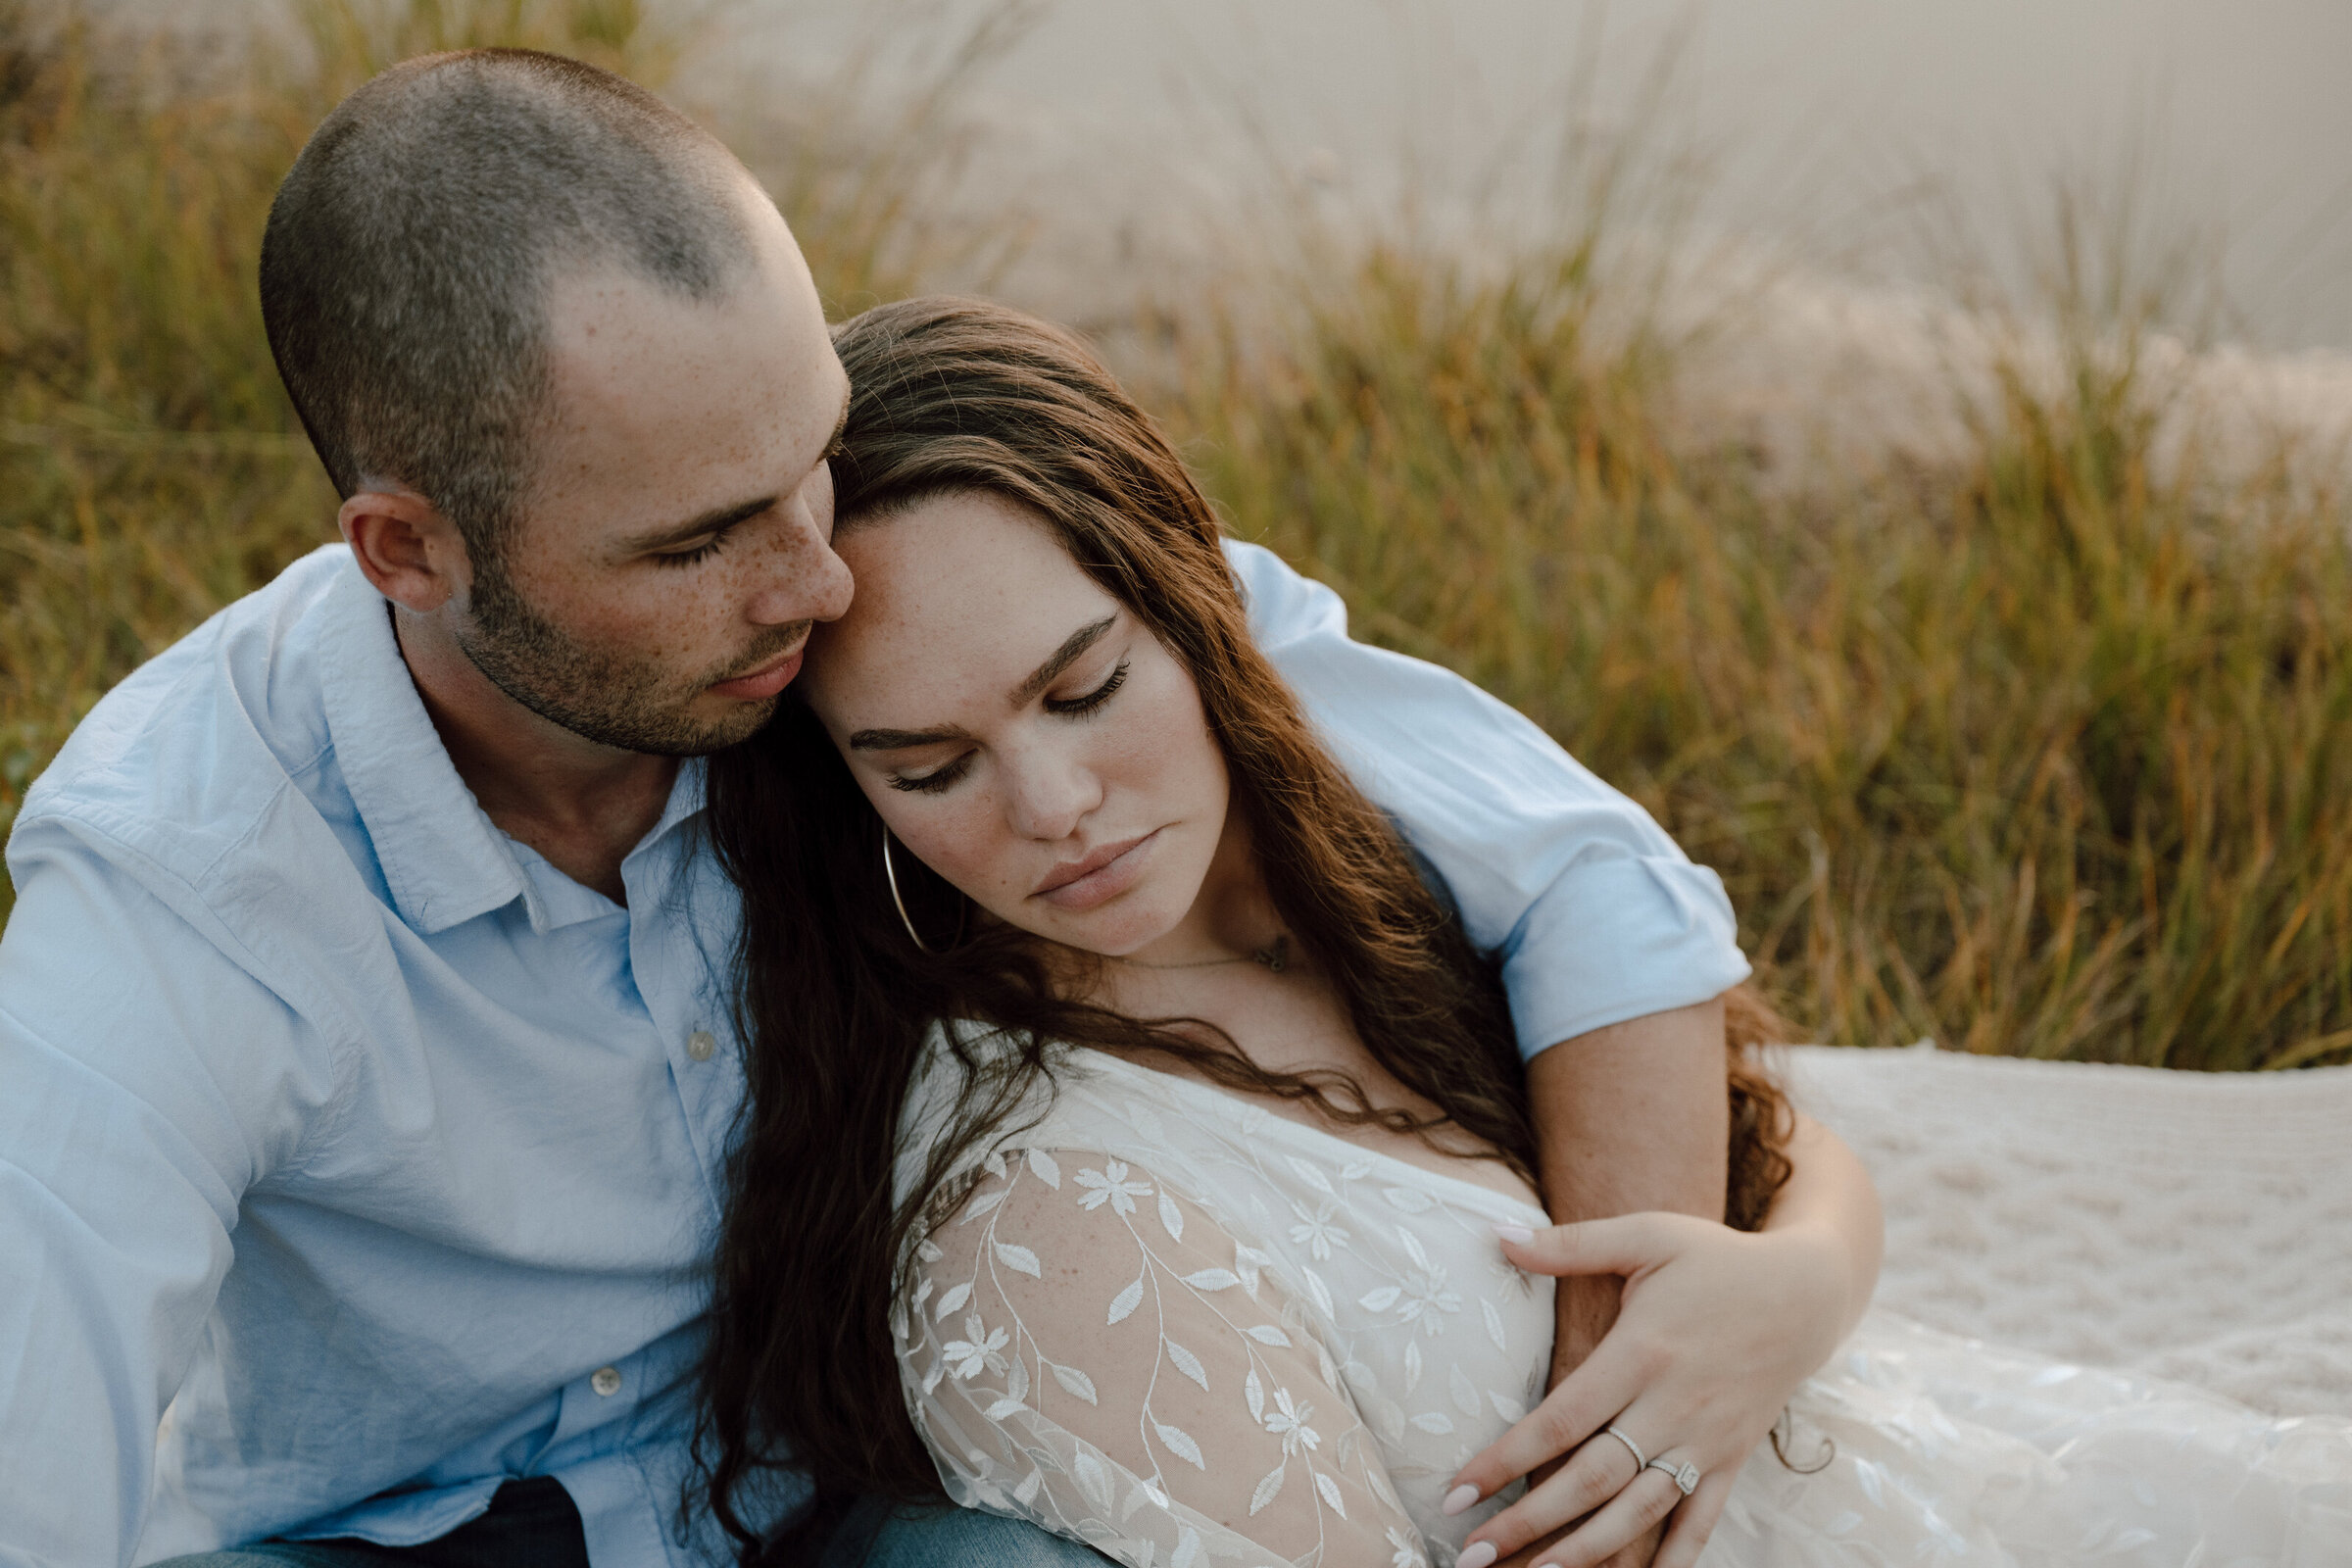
[708,644,805,701]
[1031,829,1161,912]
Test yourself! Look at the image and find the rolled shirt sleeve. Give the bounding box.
[1227,539,1751,1056]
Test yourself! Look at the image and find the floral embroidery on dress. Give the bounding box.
[892,1026,2352,1568]
[893,1033,1552,1567]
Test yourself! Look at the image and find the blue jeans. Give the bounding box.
[151,1481,1108,1568]
[819,1495,1112,1568]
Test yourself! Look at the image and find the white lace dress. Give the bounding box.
[891,1031,2352,1567]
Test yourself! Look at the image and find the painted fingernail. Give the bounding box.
[1491,1223,1536,1244]
[1454,1544,1498,1568]
[1441,1483,1482,1516]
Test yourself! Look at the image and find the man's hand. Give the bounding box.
[1449,999,1730,1568]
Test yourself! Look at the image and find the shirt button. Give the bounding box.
[590,1366,622,1397]
[687,1030,715,1062]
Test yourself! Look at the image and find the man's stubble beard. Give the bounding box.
[456,551,788,758]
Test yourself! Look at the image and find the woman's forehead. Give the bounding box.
[809,494,1117,710]
[837,492,1097,620]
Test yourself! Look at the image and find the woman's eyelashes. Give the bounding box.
[887,754,972,795]
[1045,658,1129,717]
[883,660,1131,795]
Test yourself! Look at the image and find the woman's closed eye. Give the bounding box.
[882,661,1127,795]
[887,751,974,795]
[1045,659,1128,717]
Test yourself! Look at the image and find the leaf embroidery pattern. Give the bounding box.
[891,1041,1555,1568]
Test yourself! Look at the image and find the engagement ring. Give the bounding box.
[1646,1457,1701,1495]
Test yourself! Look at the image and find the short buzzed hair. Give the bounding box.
[261,49,758,560]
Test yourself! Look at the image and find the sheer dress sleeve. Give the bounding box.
[896,1144,1430,1568]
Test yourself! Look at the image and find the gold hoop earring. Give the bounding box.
[881,823,964,954]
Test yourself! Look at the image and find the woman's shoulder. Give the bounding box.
[893,1021,1108,1201]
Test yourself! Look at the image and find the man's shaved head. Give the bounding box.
[260,48,759,562]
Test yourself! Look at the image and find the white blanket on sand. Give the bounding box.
[1785,1043,2352,1420]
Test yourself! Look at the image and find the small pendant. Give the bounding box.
[1253,935,1291,973]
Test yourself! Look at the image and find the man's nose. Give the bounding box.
[1004,747,1104,843]
[744,498,855,627]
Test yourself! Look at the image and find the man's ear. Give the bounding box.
[340,485,472,613]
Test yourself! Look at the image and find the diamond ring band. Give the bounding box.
[1646,1456,1702,1495]
[1598,1424,1647,1472]
[1598,1425,1699,1497]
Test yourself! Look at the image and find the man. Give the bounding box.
[0,49,1747,1568]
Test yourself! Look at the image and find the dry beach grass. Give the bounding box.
[5,0,2350,1070]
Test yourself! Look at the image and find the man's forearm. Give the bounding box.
[1529,997,1731,1378]
[1492,1001,1731,1567]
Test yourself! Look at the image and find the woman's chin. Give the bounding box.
[1050,907,1186,963]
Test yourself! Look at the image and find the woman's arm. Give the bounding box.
[1758,1112,1885,1336]
[899,1144,1427,1567]
[1446,1113,1884,1568]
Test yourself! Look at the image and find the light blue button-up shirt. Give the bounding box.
[0,542,1745,1567]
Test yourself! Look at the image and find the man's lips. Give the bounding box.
[1031,829,1160,911]
[708,643,806,701]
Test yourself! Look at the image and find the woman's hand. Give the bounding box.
[1444,1210,1858,1568]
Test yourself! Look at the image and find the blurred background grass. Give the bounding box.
[5,0,2348,1069]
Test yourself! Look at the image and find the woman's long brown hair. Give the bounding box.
[695,296,1793,1560]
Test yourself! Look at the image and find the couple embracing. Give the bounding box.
[3,48,2338,1568]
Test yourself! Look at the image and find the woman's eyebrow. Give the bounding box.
[1006,613,1117,707]
[848,722,970,752]
[848,613,1117,752]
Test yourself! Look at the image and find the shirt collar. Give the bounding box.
[513,760,710,936]
[316,559,530,935]
[641,757,709,851]
[314,557,715,937]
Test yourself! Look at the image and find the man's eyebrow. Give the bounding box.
[849,723,972,752]
[1007,614,1117,708]
[619,494,776,555]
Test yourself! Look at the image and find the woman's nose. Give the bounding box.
[1004,747,1104,843]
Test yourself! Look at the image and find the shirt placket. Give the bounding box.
[622,823,744,1228]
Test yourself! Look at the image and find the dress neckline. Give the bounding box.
[1064,1045,1550,1225]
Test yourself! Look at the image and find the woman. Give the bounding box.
[699,299,2351,1568]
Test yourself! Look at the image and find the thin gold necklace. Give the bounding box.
[1113,934,1291,974]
